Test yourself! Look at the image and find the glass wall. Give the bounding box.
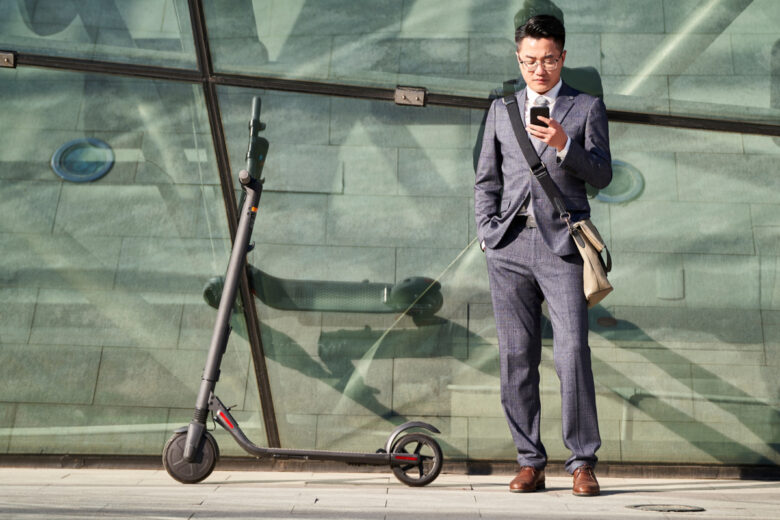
[205,0,780,124]
[0,0,777,467]
[0,0,196,68]
[219,87,780,464]
[0,66,262,456]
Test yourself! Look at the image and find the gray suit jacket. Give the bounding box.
[474,83,612,256]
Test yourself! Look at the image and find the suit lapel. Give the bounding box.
[551,83,577,124]
[516,88,528,127]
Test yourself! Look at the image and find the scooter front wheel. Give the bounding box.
[162,431,219,484]
[391,433,443,487]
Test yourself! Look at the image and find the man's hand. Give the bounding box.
[527,116,568,151]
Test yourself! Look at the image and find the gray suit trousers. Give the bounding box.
[485,221,600,474]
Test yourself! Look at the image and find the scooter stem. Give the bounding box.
[183,171,262,461]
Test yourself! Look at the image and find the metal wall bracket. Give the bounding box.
[394,86,426,107]
[0,51,16,68]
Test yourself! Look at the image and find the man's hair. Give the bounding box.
[515,14,565,51]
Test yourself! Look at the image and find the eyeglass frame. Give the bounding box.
[516,51,565,72]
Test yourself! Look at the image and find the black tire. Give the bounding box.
[162,431,219,484]
[390,433,443,487]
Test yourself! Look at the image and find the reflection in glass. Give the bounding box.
[0,0,197,68]
[204,0,780,125]
[216,84,779,465]
[0,67,260,456]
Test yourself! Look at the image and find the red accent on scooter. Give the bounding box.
[394,455,418,461]
[218,410,234,429]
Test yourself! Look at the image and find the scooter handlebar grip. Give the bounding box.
[251,96,262,122]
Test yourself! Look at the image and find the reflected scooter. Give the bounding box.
[162,97,443,486]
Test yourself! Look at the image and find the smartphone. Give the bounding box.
[530,106,550,127]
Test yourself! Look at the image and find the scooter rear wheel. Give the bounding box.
[391,433,443,487]
[162,431,219,484]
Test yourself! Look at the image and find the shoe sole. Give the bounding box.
[572,490,600,496]
[510,482,545,493]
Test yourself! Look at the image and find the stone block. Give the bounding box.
[606,151,678,202]
[664,0,769,34]
[134,132,218,186]
[602,75,670,114]
[604,252,686,307]
[609,122,743,154]
[251,243,396,284]
[670,76,770,114]
[682,254,759,309]
[398,148,475,197]
[30,289,183,349]
[621,419,779,465]
[468,37,517,77]
[9,404,169,455]
[329,99,471,149]
[178,300,251,351]
[759,257,780,309]
[54,184,203,238]
[393,357,474,416]
[0,180,60,234]
[330,35,401,80]
[0,404,14,453]
[327,195,467,248]
[252,192,328,245]
[116,237,232,294]
[0,344,101,404]
[754,227,780,256]
[560,0,665,33]
[400,38,468,75]
[602,33,730,76]
[0,77,84,131]
[610,201,753,254]
[264,355,393,418]
[0,233,122,290]
[467,417,516,460]
[93,346,251,409]
[0,288,36,344]
[692,365,777,407]
[593,305,763,346]
[340,145,399,196]
[261,144,343,194]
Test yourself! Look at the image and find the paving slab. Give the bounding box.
[0,467,777,520]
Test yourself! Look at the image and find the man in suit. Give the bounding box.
[474,15,611,496]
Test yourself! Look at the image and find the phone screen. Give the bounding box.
[530,106,550,127]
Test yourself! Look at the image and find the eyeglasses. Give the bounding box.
[517,53,563,72]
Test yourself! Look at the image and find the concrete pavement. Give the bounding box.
[0,467,778,519]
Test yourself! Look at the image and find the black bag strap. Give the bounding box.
[502,94,570,224]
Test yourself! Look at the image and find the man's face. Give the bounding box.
[516,37,566,95]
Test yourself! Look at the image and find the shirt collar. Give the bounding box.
[526,79,563,105]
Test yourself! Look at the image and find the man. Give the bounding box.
[474,15,611,496]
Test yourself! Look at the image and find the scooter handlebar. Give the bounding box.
[245,96,268,180]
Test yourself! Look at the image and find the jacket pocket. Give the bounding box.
[498,199,511,217]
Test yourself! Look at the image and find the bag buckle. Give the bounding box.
[531,164,547,178]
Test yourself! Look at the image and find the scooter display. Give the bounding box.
[162,97,444,487]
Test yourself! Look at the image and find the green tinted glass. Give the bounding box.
[218,85,779,464]
[0,67,262,455]
[205,0,780,126]
[0,0,197,69]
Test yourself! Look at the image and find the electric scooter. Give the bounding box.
[162,97,444,487]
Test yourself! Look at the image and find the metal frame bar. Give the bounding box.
[8,51,779,137]
[186,0,281,448]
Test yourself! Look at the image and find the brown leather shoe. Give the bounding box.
[509,466,545,493]
[572,465,600,496]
